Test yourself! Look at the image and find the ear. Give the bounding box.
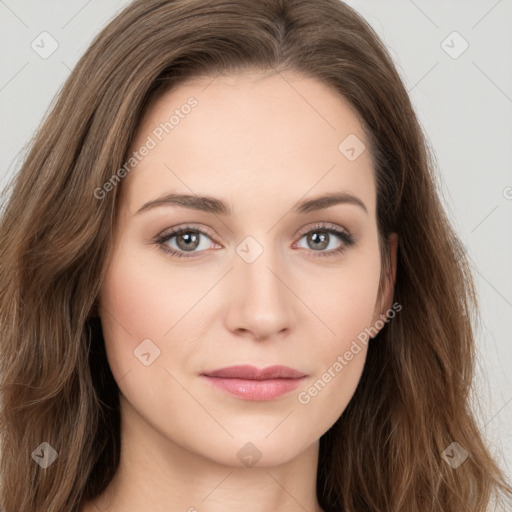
[371,232,398,332]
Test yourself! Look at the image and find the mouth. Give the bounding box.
[200,364,308,401]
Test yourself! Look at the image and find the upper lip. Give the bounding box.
[201,365,307,380]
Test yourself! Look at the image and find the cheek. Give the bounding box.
[293,246,381,411]
[304,249,381,353]
[98,243,178,378]
[98,238,228,393]
[100,240,212,341]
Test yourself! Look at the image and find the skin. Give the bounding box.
[83,70,398,512]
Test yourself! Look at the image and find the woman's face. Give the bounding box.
[99,70,396,467]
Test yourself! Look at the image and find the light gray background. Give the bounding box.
[1,0,511,477]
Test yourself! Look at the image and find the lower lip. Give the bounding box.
[202,376,306,401]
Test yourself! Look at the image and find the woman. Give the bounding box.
[0,0,510,511]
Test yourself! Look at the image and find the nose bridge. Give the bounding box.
[226,235,294,339]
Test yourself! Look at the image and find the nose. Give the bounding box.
[224,244,295,342]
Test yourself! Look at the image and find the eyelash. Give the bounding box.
[154,222,356,260]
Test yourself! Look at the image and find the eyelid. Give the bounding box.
[155,223,217,243]
[155,222,352,243]
[295,221,352,239]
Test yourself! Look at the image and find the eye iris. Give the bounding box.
[176,231,200,251]
[308,231,329,250]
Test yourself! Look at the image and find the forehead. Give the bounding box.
[120,70,376,218]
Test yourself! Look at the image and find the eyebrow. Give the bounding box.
[135,191,368,216]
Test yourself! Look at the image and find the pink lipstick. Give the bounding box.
[201,364,307,401]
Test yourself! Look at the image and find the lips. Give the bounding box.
[201,365,307,401]
[201,364,307,380]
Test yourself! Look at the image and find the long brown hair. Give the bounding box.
[0,0,510,510]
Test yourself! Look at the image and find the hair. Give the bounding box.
[0,0,510,510]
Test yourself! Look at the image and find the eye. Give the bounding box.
[155,225,218,259]
[293,222,355,258]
